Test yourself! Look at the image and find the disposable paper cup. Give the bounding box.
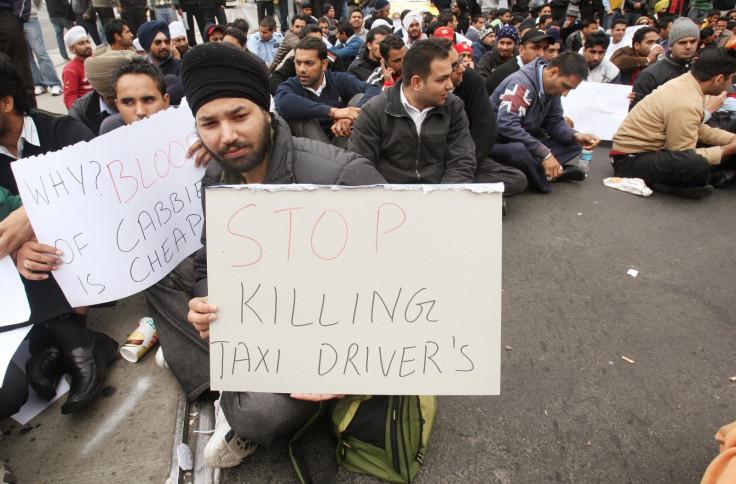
[120,317,159,363]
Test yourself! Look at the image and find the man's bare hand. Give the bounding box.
[381,59,395,84]
[627,91,635,105]
[0,206,34,259]
[575,132,601,149]
[542,154,563,181]
[188,296,217,339]
[705,92,727,114]
[564,116,574,128]
[186,139,212,168]
[333,107,360,120]
[290,393,346,401]
[16,241,62,281]
[331,118,354,137]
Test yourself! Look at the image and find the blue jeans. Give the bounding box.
[688,8,708,24]
[154,7,177,24]
[24,17,61,88]
[49,16,75,60]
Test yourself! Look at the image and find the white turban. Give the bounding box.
[169,21,187,39]
[64,26,88,50]
[402,10,422,33]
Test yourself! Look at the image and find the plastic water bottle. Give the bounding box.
[579,149,593,175]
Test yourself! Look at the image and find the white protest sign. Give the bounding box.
[561,81,632,140]
[12,107,205,307]
[206,184,503,396]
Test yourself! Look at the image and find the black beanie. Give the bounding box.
[181,42,270,116]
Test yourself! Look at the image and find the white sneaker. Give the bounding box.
[50,85,63,96]
[155,346,169,369]
[34,85,47,95]
[204,407,257,468]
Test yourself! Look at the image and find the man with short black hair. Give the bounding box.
[612,47,736,198]
[584,31,620,83]
[99,18,134,53]
[366,34,407,87]
[222,27,248,49]
[565,17,597,52]
[485,28,553,95]
[490,53,601,192]
[275,36,380,145]
[657,17,673,52]
[329,19,364,61]
[348,25,391,80]
[465,14,485,42]
[247,16,283,66]
[611,26,664,84]
[349,39,476,184]
[606,17,628,59]
[269,13,308,73]
[349,7,365,39]
[100,56,170,133]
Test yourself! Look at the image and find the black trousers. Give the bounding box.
[256,0,275,22]
[182,4,206,44]
[612,149,711,188]
[75,13,102,44]
[121,6,148,35]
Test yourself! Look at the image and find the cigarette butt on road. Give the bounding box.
[621,356,635,364]
[729,376,736,382]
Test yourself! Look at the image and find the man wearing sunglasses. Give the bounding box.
[137,20,182,77]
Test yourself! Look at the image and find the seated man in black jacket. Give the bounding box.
[349,39,476,184]
[347,25,392,81]
[434,38,527,197]
[631,17,698,108]
[176,42,386,469]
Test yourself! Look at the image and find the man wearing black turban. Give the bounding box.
[146,42,385,470]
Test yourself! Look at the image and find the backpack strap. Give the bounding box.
[288,401,339,484]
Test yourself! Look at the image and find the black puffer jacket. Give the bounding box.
[191,113,386,296]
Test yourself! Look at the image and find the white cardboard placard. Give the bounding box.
[206,184,503,395]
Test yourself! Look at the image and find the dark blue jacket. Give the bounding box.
[275,69,380,135]
[0,0,31,21]
[491,57,575,161]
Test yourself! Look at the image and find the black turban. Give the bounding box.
[181,43,270,116]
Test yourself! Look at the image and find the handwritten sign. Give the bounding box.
[11,107,205,307]
[561,81,632,140]
[206,184,503,395]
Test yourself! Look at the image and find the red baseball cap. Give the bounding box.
[434,27,454,40]
[454,42,472,55]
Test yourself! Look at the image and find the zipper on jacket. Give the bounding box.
[415,135,422,181]
[391,397,400,473]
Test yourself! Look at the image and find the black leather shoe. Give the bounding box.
[652,183,715,199]
[556,164,586,182]
[709,169,736,188]
[25,346,65,401]
[61,331,118,414]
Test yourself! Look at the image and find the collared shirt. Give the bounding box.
[400,84,433,135]
[0,116,40,160]
[99,96,116,115]
[303,72,327,96]
[537,64,546,100]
